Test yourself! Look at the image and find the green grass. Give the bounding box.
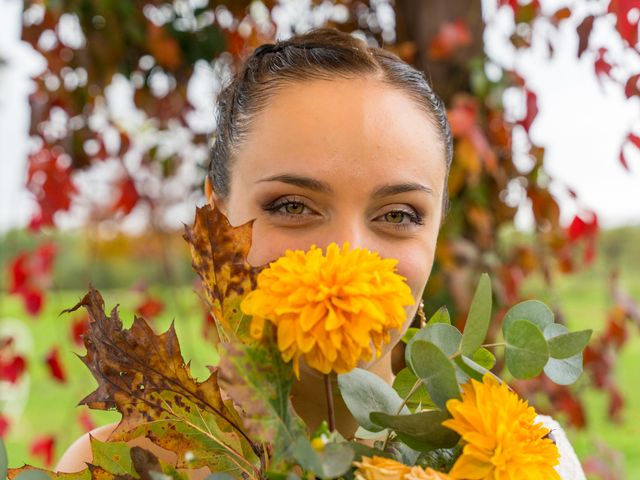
[2,262,639,477]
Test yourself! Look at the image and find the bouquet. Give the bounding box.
[4,204,591,480]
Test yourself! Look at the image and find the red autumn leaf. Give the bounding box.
[147,23,182,70]
[518,88,538,133]
[77,409,95,433]
[30,435,55,467]
[577,15,595,57]
[112,177,140,215]
[135,296,165,320]
[623,73,640,98]
[71,314,90,347]
[0,415,9,438]
[45,346,67,383]
[567,213,598,241]
[428,19,472,60]
[0,354,27,384]
[8,243,56,316]
[551,7,572,25]
[595,48,613,82]
[608,386,625,422]
[26,148,77,230]
[555,389,587,428]
[608,0,640,48]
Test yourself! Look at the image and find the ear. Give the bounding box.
[204,176,227,214]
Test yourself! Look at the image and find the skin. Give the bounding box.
[55,75,447,477]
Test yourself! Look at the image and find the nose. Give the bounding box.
[316,213,374,253]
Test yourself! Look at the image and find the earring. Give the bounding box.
[417,299,427,328]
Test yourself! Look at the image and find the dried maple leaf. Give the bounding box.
[55,287,261,477]
[183,204,260,345]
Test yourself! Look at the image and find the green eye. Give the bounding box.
[384,211,406,223]
[285,203,305,214]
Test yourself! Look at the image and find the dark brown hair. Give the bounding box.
[209,27,453,212]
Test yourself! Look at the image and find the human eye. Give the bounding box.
[374,206,424,231]
[262,195,319,223]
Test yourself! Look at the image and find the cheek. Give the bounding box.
[245,221,313,267]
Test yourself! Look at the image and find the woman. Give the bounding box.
[55,27,583,478]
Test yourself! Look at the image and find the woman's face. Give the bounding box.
[210,76,447,342]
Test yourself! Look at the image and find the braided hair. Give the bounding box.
[209,27,453,212]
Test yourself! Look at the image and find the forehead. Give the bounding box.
[234,77,446,194]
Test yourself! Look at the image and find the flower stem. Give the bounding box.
[482,342,506,348]
[324,374,336,432]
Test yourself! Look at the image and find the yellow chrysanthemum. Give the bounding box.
[353,457,451,480]
[240,242,414,377]
[406,466,452,480]
[353,456,412,480]
[443,374,560,480]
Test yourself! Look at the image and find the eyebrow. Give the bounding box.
[256,174,433,198]
[256,174,333,193]
[372,182,434,198]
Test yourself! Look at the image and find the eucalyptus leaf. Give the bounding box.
[402,327,419,344]
[502,300,554,334]
[505,319,549,379]
[543,324,584,385]
[547,329,592,359]
[369,411,460,452]
[317,443,355,479]
[338,368,409,432]
[14,472,52,480]
[405,323,462,372]
[460,273,492,356]
[408,341,460,409]
[454,355,492,382]
[471,347,496,370]
[392,368,435,410]
[426,306,451,326]
[1,439,7,480]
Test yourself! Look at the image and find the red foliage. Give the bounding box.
[428,19,472,60]
[0,415,9,438]
[77,410,96,433]
[70,314,90,347]
[112,177,141,215]
[30,435,56,467]
[8,242,56,316]
[518,89,538,133]
[26,148,77,231]
[567,212,599,264]
[135,295,165,320]
[45,346,67,383]
[608,0,640,48]
[577,15,595,58]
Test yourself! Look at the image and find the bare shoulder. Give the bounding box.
[55,422,119,473]
[55,423,210,480]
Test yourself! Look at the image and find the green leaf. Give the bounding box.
[1,439,7,480]
[89,437,135,476]
[547,329,592,359]
[426,306,451,326]
[416,446,463,472]
[369,411,460,452]
[543,324,584,385]
[471,347,496,369]
[392,368,435,410]
[14,472,52,480]
[502,300,554,334]
[402,327,419,344]
[317,443,355,479]
[505,319,549,379]
[460,273,492,356]
[408,341,460,409]
[338,368,409,432]
[204,474,236,480]
[454,355,493,382]
[218,341,307,470]
[406,323,462,368]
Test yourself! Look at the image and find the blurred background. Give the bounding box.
[1,0,639,477]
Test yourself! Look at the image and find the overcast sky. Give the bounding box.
[1,0,639,234]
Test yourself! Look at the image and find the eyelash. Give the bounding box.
[263,197,424,230]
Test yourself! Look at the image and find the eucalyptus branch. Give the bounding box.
[482,342,506,348]
[381,378,422,451]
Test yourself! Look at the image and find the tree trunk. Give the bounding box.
[395,0,485,104]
